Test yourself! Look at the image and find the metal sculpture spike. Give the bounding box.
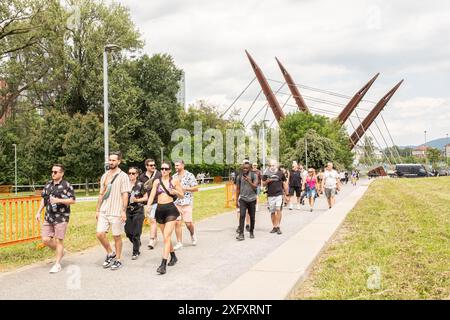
[245,50,285,122]
[275,57,309,113]
[349,80,404,149]
[338,73,380,124]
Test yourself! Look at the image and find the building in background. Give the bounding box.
[412,145,428,158]
[443,144,450,158]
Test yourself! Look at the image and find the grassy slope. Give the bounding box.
[0,186,230,272]
[294,177,450,300]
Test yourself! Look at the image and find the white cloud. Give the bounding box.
[114,0,450,146]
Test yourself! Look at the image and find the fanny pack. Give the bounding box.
[101,173,119,202]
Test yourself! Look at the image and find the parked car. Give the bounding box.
[437,168,449,176]
[395,164,432,178]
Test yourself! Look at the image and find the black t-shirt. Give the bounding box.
[128,181,146,213]
[139,170,162,204]
[262,169,286,197]
[289,170,302,187]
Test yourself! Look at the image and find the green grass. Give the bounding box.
[0,186,230,272]
[294,177,450,300]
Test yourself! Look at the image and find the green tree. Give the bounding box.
[279,112,353,169]
[426,148,441,168]
[284,129,338,170]
[62,112,116,184]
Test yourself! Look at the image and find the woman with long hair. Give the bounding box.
[147,162,184,275]
[302,168,318,212]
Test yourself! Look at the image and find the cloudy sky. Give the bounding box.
[115,0,450,147]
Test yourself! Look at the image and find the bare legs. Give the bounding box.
[42,237,64,264]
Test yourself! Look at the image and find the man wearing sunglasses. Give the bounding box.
[36,164,76,273]
[139,159,161,249]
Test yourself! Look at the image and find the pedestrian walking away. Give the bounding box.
[235,163,258,241]
[262,160,289,235]
[317,170,324,195]
[147,162,185,275]
[298,164,308,205]
[139,159,161,250]
[303,168,318,212]
[35,164,76,273]
[321,162,341,209]
[351,170,358,186]
[173,159,199,250]
[96,152,131,271]
[125,167,148,260]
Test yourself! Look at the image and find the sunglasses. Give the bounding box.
[128,172,138,175]
[161,167,171,171]
[51,171,60,174]
[147,164,156,167]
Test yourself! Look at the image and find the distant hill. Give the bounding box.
[400,137,449,150]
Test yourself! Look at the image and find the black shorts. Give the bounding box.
[155,202,180,225]
[289,186,301,197]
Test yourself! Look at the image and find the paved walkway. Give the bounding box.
[0,181,363,300]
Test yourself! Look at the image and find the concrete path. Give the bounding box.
[0,181,364,300]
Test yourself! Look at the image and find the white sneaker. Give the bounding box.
[49,263,62,274]
[173,242,183,250]
[148,238,157,249]
[191,234,198,246]
[289,203,293,210]
[297,204,301,210]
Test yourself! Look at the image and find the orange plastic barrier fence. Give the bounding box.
[0,196,43,248]
[225,182,236,208]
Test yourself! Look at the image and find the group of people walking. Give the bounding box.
[36,152,199,275]
[35,151,349,275]
[233,159,344,241]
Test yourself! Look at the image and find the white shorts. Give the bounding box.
[267,195,283,213]
[145,203,158,220]
[96,213,124,236]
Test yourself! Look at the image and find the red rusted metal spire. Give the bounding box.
[245,50,285,122]
[275,57,309,113]
[349,80,404,149]
[338,73,380,124]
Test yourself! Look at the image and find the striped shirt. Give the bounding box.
[99,169,131,216]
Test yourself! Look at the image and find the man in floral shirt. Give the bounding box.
[36,164,76,273]
[173,160,199,250]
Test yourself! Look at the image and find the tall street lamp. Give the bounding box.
[261,120,270,173]
[446,133,449,168]
[424,130,427,165]
[12,144,17,195]
[103,44,121,171]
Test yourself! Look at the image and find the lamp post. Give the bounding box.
[103,44,121,171]
[12,144,17,195]
[446,133,449,169]
[305,137,308,169]
[424,130,427,165]
[261,120,269,173]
